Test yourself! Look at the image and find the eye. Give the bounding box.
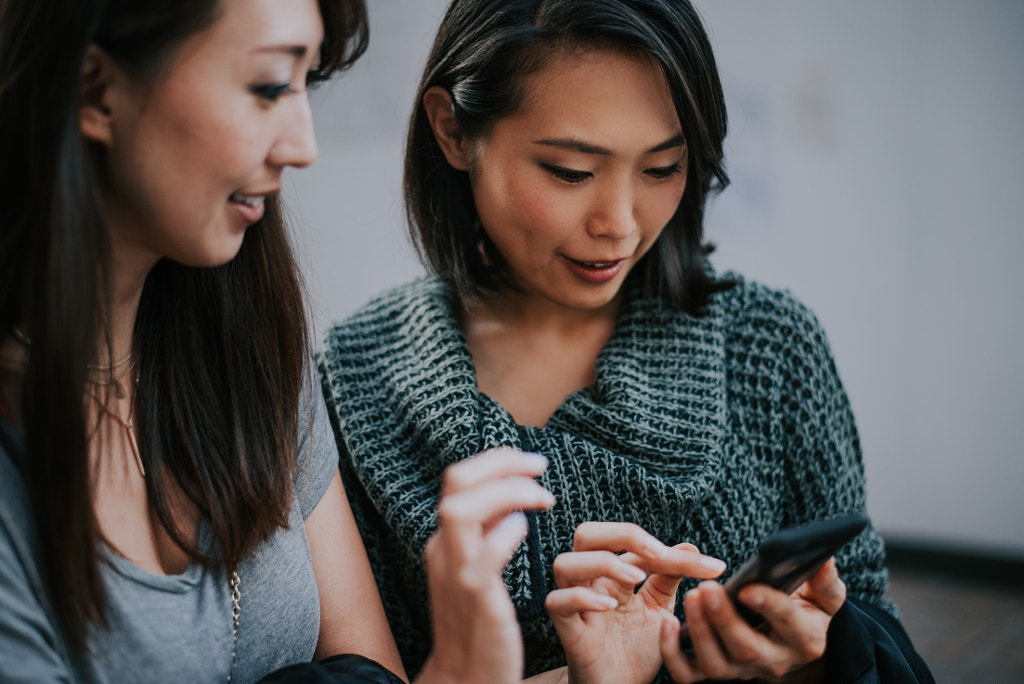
[249,82,297,102]
[645,163,683,180]
[541,163,591,184]
[306,66,327,90]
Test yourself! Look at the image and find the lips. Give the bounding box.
[574,259,621,268]
[564,256,626,284]
[229,191,269,224]
[229,192,266,208]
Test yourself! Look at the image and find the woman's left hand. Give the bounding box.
[658,557,847,683]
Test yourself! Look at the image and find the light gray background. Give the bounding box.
[284,0,1024,558]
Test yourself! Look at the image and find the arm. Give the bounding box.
[306,470,409,679]
[310,446,557,684]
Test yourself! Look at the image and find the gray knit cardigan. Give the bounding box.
[319,274,894,679]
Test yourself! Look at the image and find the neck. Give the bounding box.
[101,232,161,364]
[465,287,623,338]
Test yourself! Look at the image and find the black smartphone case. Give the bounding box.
[679,511,869,650]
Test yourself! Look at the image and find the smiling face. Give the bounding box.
[464,49,687,315]
[89,0,324,270]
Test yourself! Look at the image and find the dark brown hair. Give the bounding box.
[0,0,367,648]
[405,0,733,314]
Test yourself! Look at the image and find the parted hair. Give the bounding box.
[404,0,733,314]
[0,0,367,648]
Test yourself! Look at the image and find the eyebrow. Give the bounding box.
[533,132,686,156]
[252,45,310,58]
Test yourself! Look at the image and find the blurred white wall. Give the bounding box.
[288,0,1024,557]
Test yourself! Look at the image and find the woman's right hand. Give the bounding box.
[416,448,555,684]
[545,522,727,684]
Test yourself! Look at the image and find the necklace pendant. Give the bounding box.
[125,418,146,478]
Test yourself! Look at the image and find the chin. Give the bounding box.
[178,239,247,269]
[557,291,620,313]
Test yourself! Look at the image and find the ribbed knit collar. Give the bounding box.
[387,277,728,472]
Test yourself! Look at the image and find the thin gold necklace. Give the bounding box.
[90,360,135,399]
[11,326,133,372]
[90,390,145,478]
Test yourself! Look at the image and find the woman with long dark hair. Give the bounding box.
[0,1,553,681]
[320,0,934,681]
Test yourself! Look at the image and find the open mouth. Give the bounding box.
[572,259,622,269]
[229,192,265,208]
[564,256,626,283]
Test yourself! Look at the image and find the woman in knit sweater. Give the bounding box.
[0,1,563,682]
[319,0,933,682]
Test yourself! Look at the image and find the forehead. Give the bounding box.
[172,0,324,65]
[503,48,680,144]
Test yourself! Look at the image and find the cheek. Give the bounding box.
[475,167,574,248]
[153,90,262,186]
[641,181,686,234]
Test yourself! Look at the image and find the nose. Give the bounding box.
[586,177,636,240]
[268,93,318,169]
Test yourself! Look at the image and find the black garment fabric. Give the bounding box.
[823,598,935,684]
[259,654,404,683]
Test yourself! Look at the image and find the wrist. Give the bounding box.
[413,657,460,684]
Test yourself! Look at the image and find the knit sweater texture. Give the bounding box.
[319,274,894,679]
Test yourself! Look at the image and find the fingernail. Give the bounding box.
[505,511,529,534]
[685,589,702,617]
[700,556,727,573]
[624,565,648,583]
[597,594,619,609]
[524,451,549,468]
[698,582,719,610]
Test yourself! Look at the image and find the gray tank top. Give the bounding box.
[0,382,339,683]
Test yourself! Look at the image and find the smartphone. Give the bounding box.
[678,511,869,650]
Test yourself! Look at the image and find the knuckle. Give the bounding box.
[615,521,646,543]
[730,642,759,665]
[800,636,826,662]
[441,465,468,493]
[702,662,730,680]
[435,499,460,526]
[423,536,439,564]
[551,552,572,573]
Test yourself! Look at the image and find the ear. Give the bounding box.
[79,45,121,147]
[423,86,473,171]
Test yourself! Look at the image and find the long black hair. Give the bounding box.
[405,0,732,314]
[0,0,368,648]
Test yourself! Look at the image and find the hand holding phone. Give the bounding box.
[678,511,869,650]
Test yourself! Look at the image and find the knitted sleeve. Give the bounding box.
[765,287,895,615]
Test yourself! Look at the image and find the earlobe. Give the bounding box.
[79,45,118,147]
[423,86,473,171]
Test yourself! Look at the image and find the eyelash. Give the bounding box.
[541,162,684,184]
[250,82,296,102]
[542,164,591,184]
[646,163,683,180]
